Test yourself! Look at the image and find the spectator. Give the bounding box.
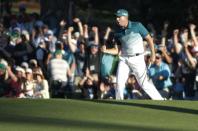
[20,68,35,98]
[100,27,119,79]
[6,66,25,97]
[0,63,9,97]
[84,26,100,81]
[99,75,116,99]
[125,74,144,99]
[12,33,34,65]
[48,49,72,98]
[78,69,98,99]
[149,51,173,99]
[35,40,48,78]
[33,68,49,99]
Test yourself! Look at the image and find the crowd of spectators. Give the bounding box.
[1,6,198,100]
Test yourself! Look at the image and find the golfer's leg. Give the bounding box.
[141,75,164,100]
[130,55,164,100]
[116,60,130,100]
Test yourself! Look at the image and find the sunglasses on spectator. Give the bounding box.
[156,56,161,59]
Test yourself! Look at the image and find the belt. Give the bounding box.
[123,53,144,57]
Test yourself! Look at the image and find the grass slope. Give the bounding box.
[0,99,198,131]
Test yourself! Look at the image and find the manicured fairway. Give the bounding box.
[0,99,198,131]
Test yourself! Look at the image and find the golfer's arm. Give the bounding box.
[145,34,155,56]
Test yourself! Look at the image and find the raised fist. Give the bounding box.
[189,24,196,30]
[92,26,98,32]
[73,18,80,23]
[68,27,74,32]
[173,29,179,35]
[60,20,66,27]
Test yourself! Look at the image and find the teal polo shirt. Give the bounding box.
[114,21,149,55]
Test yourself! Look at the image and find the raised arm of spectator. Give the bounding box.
[58,20,67,39]
[92,26,99,45]
[183,40,197,68]
[101,27,111,52]
[103,27,111,44]
[189,24,198,46]
[161,21,169,46]
[83,24,89,39]
[73,18,83,36]
[67,26,77,52]
[83,24,89,46]
[173,29,181,54]
[101,27,119,55]
[159,46,172,64]
[7,66,18,82]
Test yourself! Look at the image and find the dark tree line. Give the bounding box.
[1,0,198,31]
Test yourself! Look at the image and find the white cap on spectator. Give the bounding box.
[25,68,32,74]
[46,30,54,36]
[21,30,30,41]
[29,59,37,66]
[0,59,8,67]
[74,32,80,38]
[21,62,29,69]
[15,66,25,73]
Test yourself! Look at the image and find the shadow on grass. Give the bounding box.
[0,114,176,131]
[82,99,198,115]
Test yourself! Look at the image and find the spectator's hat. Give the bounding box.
[25,68,32,74]
[46,30,54,36]
[21,62,29,69]
[115,9,129,17]
[156,52,162,57]
[55,50,63,55]
[74,32,80,38]
[89,41,98,48]
[29,59,38,67]
[21,30,30,41]
[15,66,25,74]
[0,63,6,72]
[0,59,8,67]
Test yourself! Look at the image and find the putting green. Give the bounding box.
[0,99,198,131]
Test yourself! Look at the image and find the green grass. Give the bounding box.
[0,99,198,131]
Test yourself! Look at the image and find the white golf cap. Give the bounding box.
[15,66,25,73]
[25,68,32,74]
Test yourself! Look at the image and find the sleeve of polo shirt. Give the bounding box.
[138,23,149,38]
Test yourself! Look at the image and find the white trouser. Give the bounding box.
[116,54,164,100]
